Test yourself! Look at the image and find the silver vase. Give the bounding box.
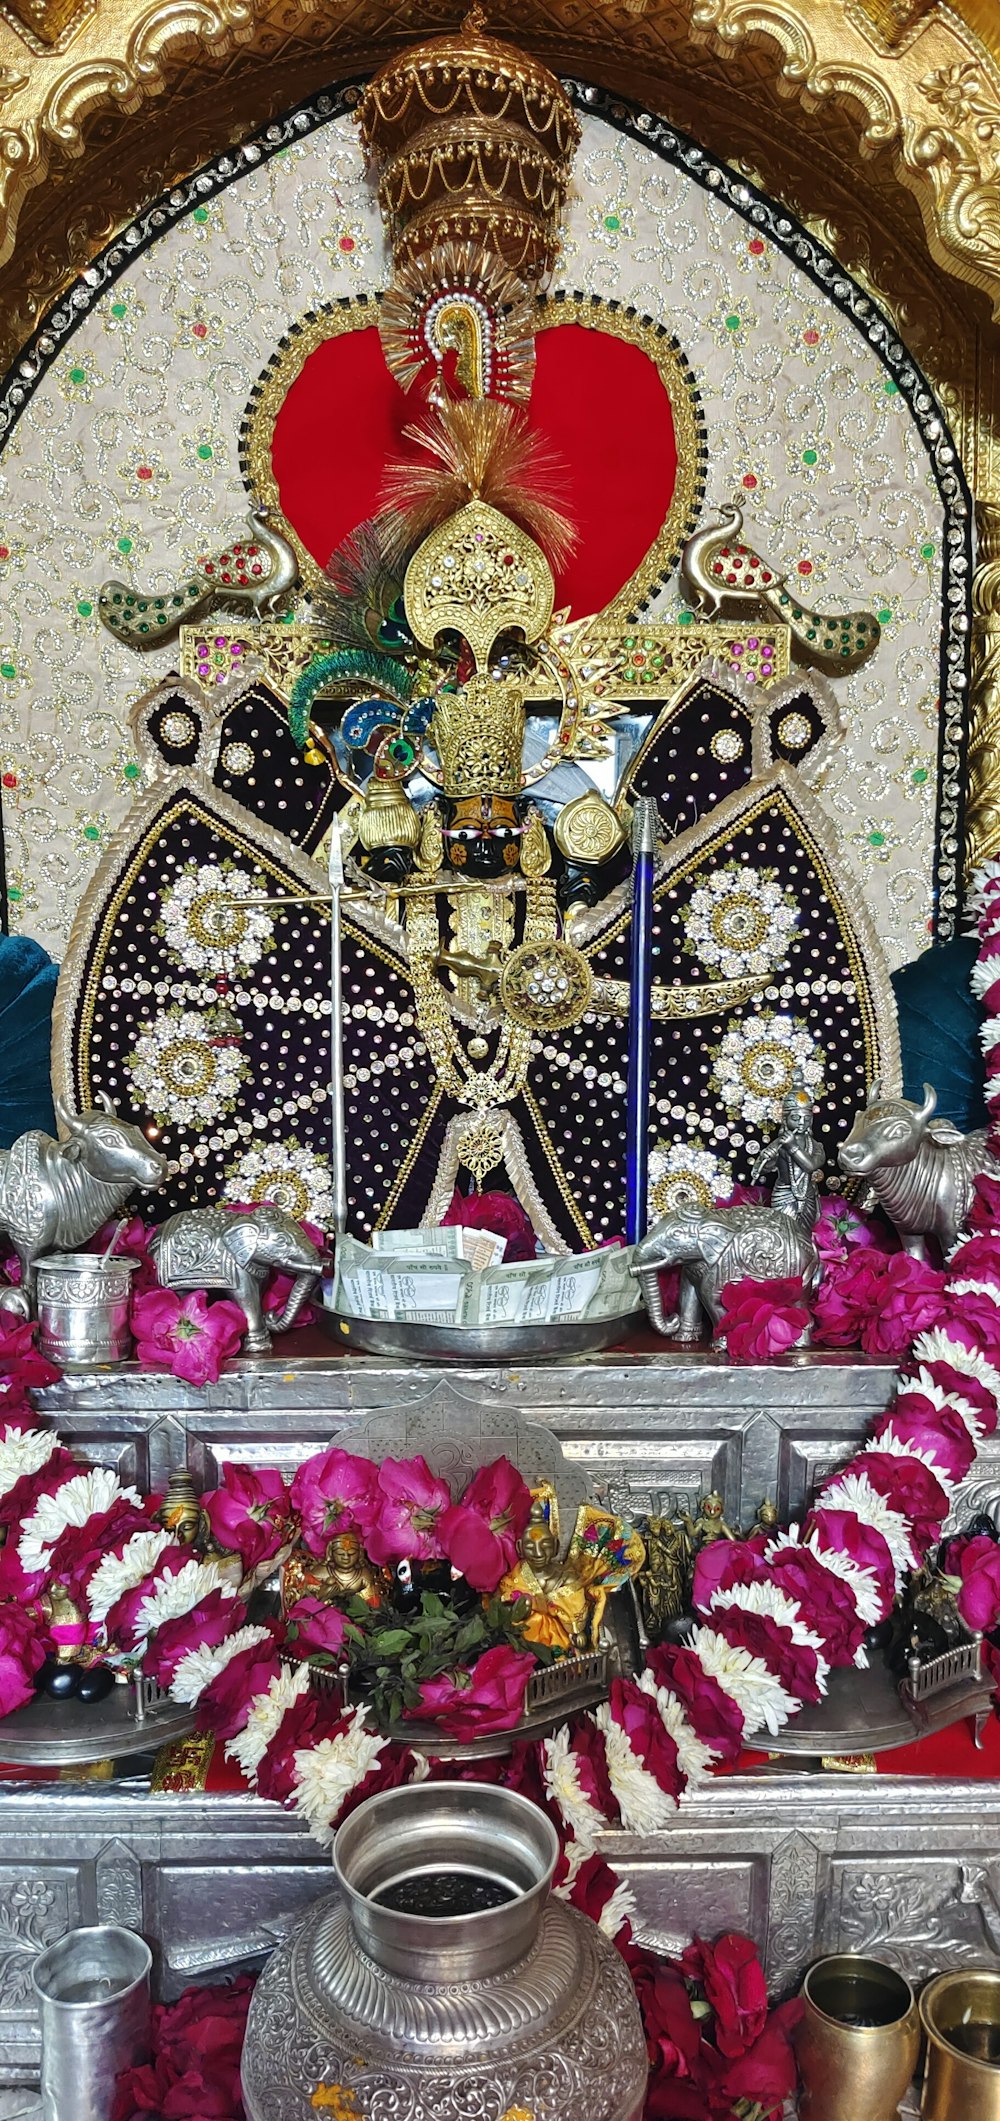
[241,1780,648,2121]
[35,1253,138,1369]
[31,1923,151,2121]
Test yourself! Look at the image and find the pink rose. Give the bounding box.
[860,1449,948,1556]
[812,1250,887,1349]
[195,1626,285,1741]
[969,1174,1000,1232]
[644,1642,745,1764]
[203,1464,290,1571]
[805,1506,897,1622]
[957,1535,1000,1632]
[765,1544,867,1668]
[949,1234,1000,1290]
[814,1194,888,1266]
[938,1287,1000,1355]
[570,1713,620,1822]
[132,1289,246,1387]
[47,1498,152,1605]
[255,1694,348,1805]
[872,1400,975,1488]
[682,1931,768,2058]
[289,1447,379,1557]
[713,1601,821,1705]
[144,1589,239,1689]
[715,1277,811,1363]
[0,1314,61,1389]
[858,1254,946,1360]
[609,1676,684,1799]
[913,1358,999,1436]
[104,1546,193,1652]
[0,1542,46,1604]
[441,1188,537,1263]
[284,1596,349,1661]
[0,1603,47,1717]
[367,1453,452,1566]
[440,1456,533,1592]
[406,1643,535,1737]
[707,2001,802,2115]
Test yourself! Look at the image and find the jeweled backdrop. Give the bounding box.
[0,85,962,968]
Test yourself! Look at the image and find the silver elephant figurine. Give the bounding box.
[631,1204,820,1343]
[0,1094,167,1312]
[838,1079,1000,1262]
[149,1205,324,1355]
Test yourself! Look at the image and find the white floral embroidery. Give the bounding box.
[683,863,798,982]
[18,1467,138,1576]
[647,1138,732,1217]
[223,1138,332,1228]
[126,1007,248,1128]
[709,1011,824,1128]
[170,1623,273,1707]
[159,859,272,977]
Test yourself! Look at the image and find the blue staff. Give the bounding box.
[625,796,658,1246]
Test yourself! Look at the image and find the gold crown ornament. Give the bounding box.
[356,9,580,288]
[428,670,526,802]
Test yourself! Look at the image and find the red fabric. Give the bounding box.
[270,321,677,619]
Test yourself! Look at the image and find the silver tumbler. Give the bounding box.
[35,1254,138,1369]
[31,1923,152,2121]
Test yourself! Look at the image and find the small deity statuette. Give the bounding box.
[325,1530,385,1610]
[752,1071,824,1235]
[681,1491,736,1550]
[499,1486,589,1654]
[751,1497,779,1540]
[636,1511,687,1642]
[157,1469,205,1549]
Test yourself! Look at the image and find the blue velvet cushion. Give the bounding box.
[890,936,986,1134]
[0,934,57,1147]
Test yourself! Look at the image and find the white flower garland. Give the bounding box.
[18,1468,139,1576]
[87,1528,173,1628]
[170,1623,272,1708]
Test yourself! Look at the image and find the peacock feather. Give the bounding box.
[288,649,416,749]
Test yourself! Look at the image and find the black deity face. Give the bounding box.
[443,794,524,876]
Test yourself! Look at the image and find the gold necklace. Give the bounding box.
[406,875,559,1110]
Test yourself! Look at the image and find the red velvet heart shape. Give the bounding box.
[270,319,680,620]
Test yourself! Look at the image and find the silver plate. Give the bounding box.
[0,1689,196,1767]
[764,1655,993,1757]
[317,1307,642,1364]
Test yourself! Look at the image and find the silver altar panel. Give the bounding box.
[0,1777,1000,2082]
[37,1349,901,1530]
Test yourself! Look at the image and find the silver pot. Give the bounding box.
[241,1780,648,2121]
[35,1253,139,1369]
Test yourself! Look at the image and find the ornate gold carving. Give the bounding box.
[405,498,554,669]
[966,499,1000,871]
[691,0,1000,322]
[499,933,593,1030]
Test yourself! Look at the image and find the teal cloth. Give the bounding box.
[890,936,986,1134]
[0,935,57,1147]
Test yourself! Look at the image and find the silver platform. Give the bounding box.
[0,1347,990,2085]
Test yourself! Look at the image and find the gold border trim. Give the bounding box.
[238,290,705,621]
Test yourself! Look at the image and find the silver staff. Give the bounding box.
[329,819,348,1244]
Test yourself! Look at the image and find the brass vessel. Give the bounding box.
[920,1967,1000,2120]
[795,1955,919,2121]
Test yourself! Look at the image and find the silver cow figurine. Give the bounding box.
[631,1204,820,1342]
[149,1205,324,1354]
[0,1095,166,1309]
[838,1080,1000,1261]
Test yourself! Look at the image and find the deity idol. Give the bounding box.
[58,14,901,1258]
